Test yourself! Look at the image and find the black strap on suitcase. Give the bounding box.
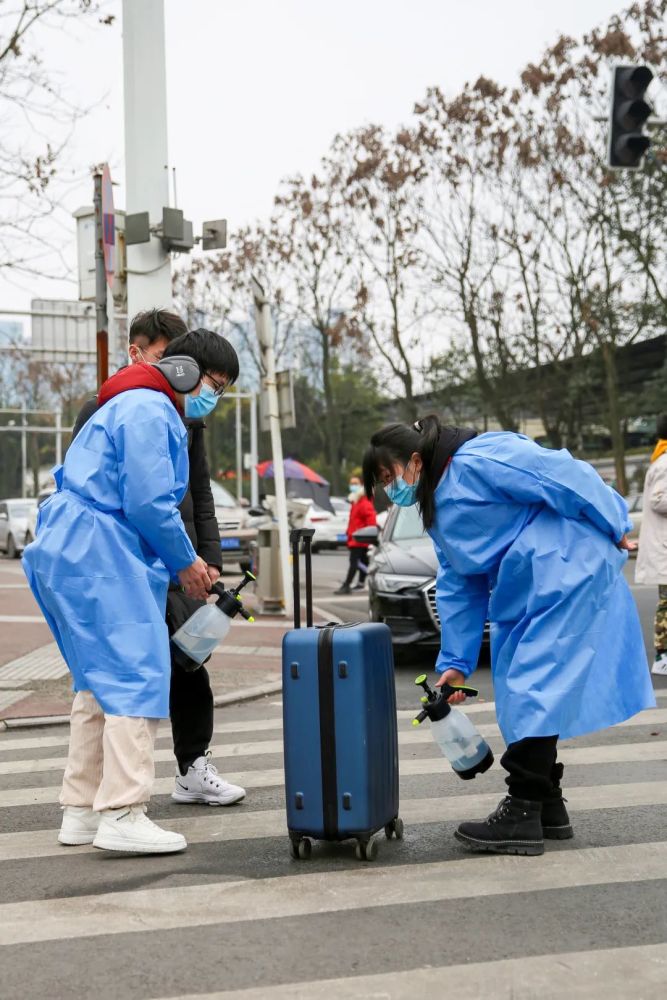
[290,527,339,839]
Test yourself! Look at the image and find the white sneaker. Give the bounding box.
[92,805,187,854]
[58,806,100,846]
[172,753,246,806]
[652,653,667,676]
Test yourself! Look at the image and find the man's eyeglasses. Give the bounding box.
[204,373,227,397]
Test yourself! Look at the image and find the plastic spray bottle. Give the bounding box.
[171,571,256,665]
[413,673,494,780]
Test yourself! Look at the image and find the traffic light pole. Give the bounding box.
[93,167,109,389]
[122,0,172,317]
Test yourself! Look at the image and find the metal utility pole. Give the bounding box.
[55,409,62,466]
[122,0,172,318]
[20,404,27,499]
[93,168,109,388]
[250,392,259,507]
[252,278,292,617]
[236,392,243,502]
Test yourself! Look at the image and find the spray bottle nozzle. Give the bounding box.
[211,571,256,624]
[231,570,256,597]
[415,674,435,700]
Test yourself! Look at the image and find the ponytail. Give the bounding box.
[362,414,447,529]
[413,415,443,528]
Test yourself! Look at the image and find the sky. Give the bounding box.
[0,0,632,318]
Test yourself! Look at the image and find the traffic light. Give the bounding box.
[607,64,654,169]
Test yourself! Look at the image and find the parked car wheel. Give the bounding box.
[6,534,18,559]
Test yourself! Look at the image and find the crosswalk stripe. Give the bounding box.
[0,705,498,755]
[0,838,666,946]
[160,942,667,1000]
[0,704,498,755]
[0,780,665,864]
[3,707,666,776]
[1,738,665,810]
[1,694,663,756]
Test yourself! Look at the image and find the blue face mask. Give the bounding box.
[185,383,219,419]
[385,475,419,507]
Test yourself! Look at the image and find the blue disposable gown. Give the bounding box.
[23,388,197,718]
[427,432,655,745]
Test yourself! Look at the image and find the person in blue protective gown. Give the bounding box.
[363,415,655,856]
[23,347,221,855]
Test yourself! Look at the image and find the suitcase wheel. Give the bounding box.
[289,836,312,861]
[384,817,404,841]
[355,838,378,862]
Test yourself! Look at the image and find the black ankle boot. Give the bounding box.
[542,762,573,839]
[541,797,573,839]
[455,795,544,856]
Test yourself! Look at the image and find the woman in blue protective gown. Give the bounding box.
[363,415,655,856]
[23,349,217,855]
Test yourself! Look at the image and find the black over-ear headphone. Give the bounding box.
[155,355,202,393]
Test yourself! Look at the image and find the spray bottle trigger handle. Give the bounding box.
[450,684,479,698]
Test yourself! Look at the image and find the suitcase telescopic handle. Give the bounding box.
[290,528,315,629]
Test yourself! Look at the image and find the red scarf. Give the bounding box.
[97,363,180,412]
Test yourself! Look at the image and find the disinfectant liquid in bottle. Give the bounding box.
[171,571,256,665]
[413,674,494,780]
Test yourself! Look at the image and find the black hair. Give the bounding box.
[129,308,187,345]
[362,414,444,528]
[162,329,240,384]
[657,414,667,440]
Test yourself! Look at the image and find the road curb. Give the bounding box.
[1,714,71,730]
[214,679,283,707]
[0,679,286,730]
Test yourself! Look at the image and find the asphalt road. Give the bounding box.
[0,547,666,997]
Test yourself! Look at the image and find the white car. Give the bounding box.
[210,480,255,571]
[0,499,37,558]
[302,496,350,552]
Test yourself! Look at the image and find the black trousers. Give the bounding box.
[170,659,214,775]
[343,548,369,588]
[501,735,563,802]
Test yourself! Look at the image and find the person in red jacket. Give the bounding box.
[335,476,377,594]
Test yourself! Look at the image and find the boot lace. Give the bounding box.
[487,797,513,825]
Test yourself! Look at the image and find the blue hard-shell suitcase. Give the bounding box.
[282,528,402,861]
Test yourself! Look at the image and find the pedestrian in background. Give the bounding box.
[335,475,377,595]
[635,413,667,676]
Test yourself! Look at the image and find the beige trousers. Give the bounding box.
[60,690,159,813]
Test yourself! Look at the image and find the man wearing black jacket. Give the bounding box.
[72,310,245,806]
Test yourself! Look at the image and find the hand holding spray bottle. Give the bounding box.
[171,571,255,665]
[413,674,494,780]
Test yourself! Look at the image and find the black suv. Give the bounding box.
[365,504,489,661]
